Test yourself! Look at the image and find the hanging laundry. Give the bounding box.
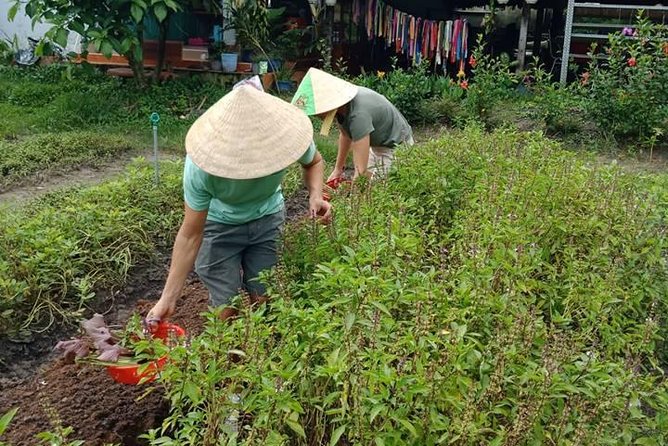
[351,0,470,72]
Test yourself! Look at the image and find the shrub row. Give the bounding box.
[351,15,667,143]
[0,159,184,337]
[146,128,668,445]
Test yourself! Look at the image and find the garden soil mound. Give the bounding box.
[0,282,209,446]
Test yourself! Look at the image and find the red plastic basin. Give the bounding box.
[106,322,186,385]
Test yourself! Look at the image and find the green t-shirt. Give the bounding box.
[337,86,413,147]
[183,143,316,225]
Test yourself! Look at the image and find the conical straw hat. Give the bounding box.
[291,68,359,116]
[185,85,313,179]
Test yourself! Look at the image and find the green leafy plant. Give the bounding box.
[0,158,184,337]
[523,58,585,136]
[581,13,668,141]
[356,60,436,124]
[272,28,306,62]
[0,36,14,65]
[464,35,520,121]
[225,0,271,52]
[35,427,84,446]
[0,408,19,446]
[145,128,668,445]
[11,0,198,83]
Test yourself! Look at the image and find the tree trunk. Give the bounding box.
[129,25,146,86]
[153,18,169,83]
[129,52,145,85]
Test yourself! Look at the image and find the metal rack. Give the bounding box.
[559,1,668,84]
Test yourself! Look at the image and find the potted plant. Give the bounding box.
[221,46,239,73]
[274,65,295,92]
[251,53,269,74]
[209,42,224,71]
[225,0,270,61]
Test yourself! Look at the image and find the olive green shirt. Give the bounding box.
[337,86,413,147]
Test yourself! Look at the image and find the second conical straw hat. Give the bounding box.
[291,68,359,116]
[185,85,313,179]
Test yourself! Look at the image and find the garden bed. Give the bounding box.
[0,280,209,446]
[0,187,315,445]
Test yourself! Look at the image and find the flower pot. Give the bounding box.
[276,80,296,92]
[267,59,282,73]
[261,73,275,90]
[221,53,238,73]
[106,322,186,385]
[211,59,222,71]
[236,62,252,73]
[252,62,269,75]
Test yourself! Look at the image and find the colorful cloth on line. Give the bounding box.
[352,0,469,68]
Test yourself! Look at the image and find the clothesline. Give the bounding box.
[351,0,471,73]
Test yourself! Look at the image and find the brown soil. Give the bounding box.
[0,281,209,446]
[0,190,311,445]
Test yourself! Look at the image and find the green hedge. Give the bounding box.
[0,159,184,337]
[147,128,668,445]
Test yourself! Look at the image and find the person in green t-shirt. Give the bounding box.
[147,85,332,323]
[292,68,413,183]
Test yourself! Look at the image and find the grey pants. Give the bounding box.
[195,210,285,307]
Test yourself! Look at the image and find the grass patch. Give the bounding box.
[148,128,668,445]
[0,64,233,181]
[0,131,140,191]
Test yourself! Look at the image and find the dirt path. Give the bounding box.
[0,149,181,208]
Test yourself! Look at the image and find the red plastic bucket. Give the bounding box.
[106,322,185,385]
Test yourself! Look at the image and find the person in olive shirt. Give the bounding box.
[292,68,414,182]
[147,84,332,324]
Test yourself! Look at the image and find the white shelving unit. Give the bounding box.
[559,1,668,84]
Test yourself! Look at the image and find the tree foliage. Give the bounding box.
[10,0,215,82]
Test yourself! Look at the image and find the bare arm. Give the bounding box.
[328,128,352,182]
[303,150,332,223]
[350,134,371,179]
[148,205,207,321]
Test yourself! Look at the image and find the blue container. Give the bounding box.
[276,80,295,92]
[267,59,282,73]
[212,25,223,43]
[221,53,238,73]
